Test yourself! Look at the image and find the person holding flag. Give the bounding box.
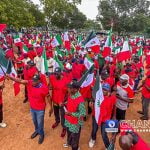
[88,81,116,149]
[6,74,50,144]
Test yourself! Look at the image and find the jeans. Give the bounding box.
[53,105,65,128]
[133,78,140,91]
[67,127,81,150]
[0,104,3,123]
[90,117,110,148]
[30,108,45,136]
[142,96,150,119]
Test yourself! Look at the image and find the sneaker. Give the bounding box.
[31,132,38,139]
[89,139,95,148]
[0,122,7,128]
[63,143,69,148]
[60,128,66,138]
[52,122,59,129]
[38,135,44,144]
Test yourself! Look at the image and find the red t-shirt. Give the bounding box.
[23,66,37,80]
[72,63,85,80]
[50,75,68,104]
[27,81,49,110]
[142,78,150,98]
[98,95,116,125]
[40,74,47,86]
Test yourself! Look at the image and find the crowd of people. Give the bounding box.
[0,29,150,150]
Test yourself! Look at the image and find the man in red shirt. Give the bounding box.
[23,60,37,103]
[119,130,150,150]
[116,74,134,121]
[0,84,7,128]
[7,74,50,144]
[49,67,68,137]
[89,83,116,149]
[137,72,150,120]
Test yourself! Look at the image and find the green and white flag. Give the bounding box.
[84,56,94,69]
[54,55,64,70]
[78,65,94,88]
[55,47,64,57]
[51,34,63,48]
[92,71,104,123]
[14,35,21,44]
[77,35,82,45]
[41,49,48,74]
[23,45,29,53]
[137,47,143,57]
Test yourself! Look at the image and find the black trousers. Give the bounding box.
[53,105,65,128]
[25,86,28,100]
[0,104,3,123]
[142,96,150,119]
[116,107,126,121]
[67,127,81,150]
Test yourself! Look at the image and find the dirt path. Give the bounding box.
[0,81,150,150]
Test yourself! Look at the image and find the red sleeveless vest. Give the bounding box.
[65,96,84,124]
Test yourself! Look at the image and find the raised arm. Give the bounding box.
[6,74,28,85]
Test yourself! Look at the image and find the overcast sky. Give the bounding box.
[32,0,98,20]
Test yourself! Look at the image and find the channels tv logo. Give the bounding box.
[105,120,119,133]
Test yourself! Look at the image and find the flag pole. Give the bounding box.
[0,62,6,76]
[0,63,6,92]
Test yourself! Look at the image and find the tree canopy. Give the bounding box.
[0,0,45,29]
[40,0,86,29]
[97,0,150,33]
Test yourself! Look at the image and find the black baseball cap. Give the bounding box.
[27,60,35,66]
[54,67,61,73]
[68,80,80,89]
[32,74,40,82]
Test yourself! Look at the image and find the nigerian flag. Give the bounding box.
[41,49,48,74]
[51,34,63,48]
[84,55,94,69]
[54,55,64,70]
[137,47,143,57]
[23,45,29,53]
[92,71,104,123]
[14,35,21,44]
[55,47,64,57]
[78,65,94,88]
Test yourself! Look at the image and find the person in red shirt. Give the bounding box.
[131,56,144,91]
[116,74,134,121]
[7,74,50,144]
[23,60,38,103]
[49,67,68,137]
[137,72,150,120]
[0,84,7,128]
[89,83,116,149]
[119,130,150,150]
[72,59,85,80]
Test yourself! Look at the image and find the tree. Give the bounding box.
[97,0,150,33]
[0,0,46,29]
[40,0,86,29]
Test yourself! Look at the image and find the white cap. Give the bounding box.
[120,74,129,81]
